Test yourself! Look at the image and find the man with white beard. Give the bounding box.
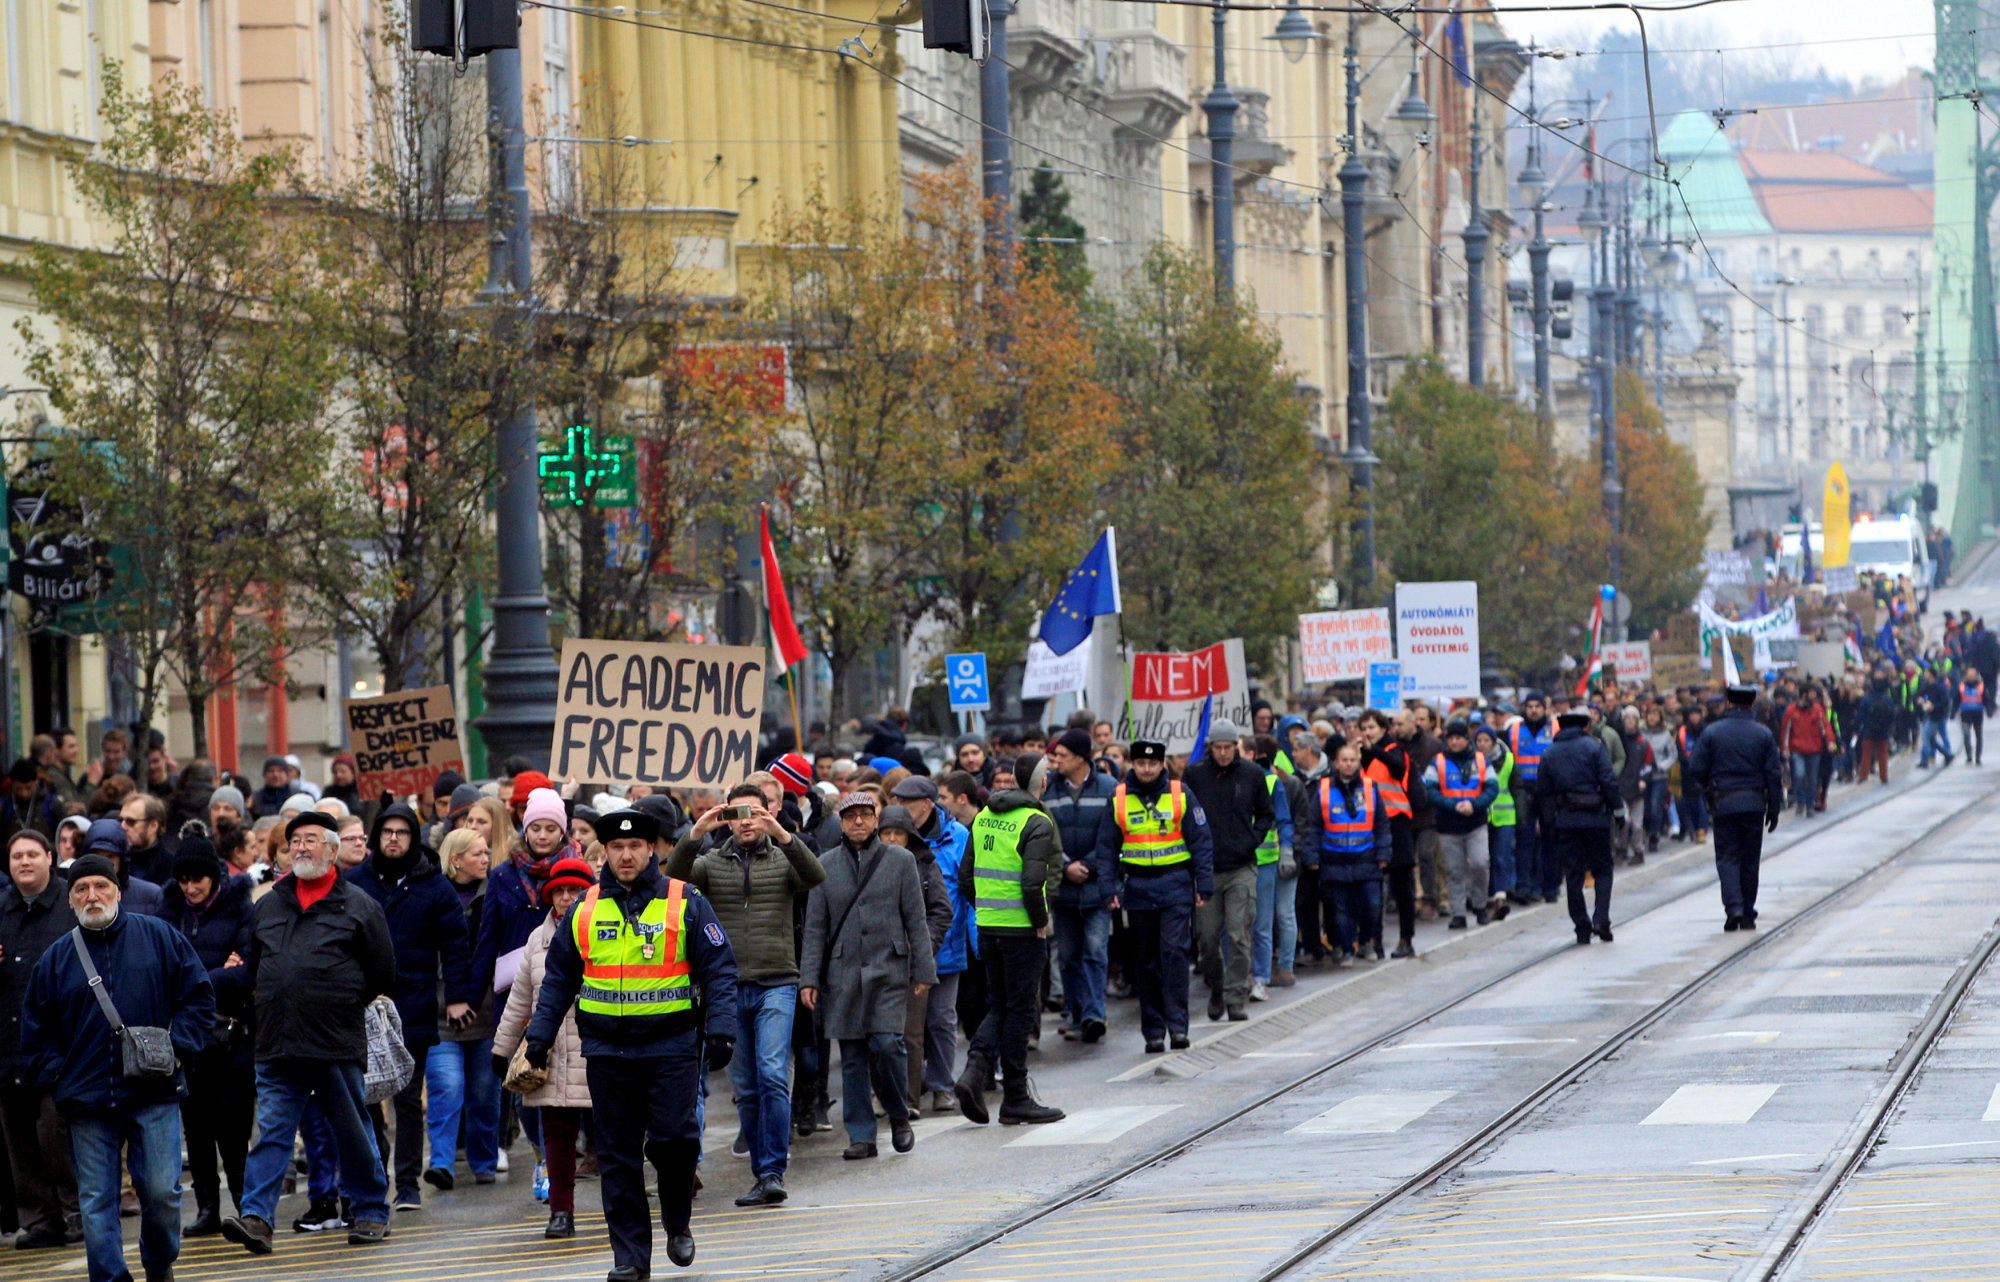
[20,852,214,1282]
[222,811,397,1257]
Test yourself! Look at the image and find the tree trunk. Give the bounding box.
[187,691,210,762]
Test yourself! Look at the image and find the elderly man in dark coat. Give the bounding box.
[799,792,937,1160]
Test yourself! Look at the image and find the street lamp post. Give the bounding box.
[1204,0,1237,300]
[1581,177,1620,587]
[982,0,1015,249]
[1339,13,1374,598]
[474,47,560,768]
[1518,74,1550,420]
[1463,84,1489,389]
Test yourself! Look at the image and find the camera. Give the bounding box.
[722,804,761,821]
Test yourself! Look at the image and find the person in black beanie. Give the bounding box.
[163,833,256,1235]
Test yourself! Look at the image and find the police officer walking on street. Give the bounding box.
[1683,683,1785,931]
[1537,709,1622,945]
[525,808,738,1277]
[1110,741,1214,1053]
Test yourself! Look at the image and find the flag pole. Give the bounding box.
[762,503,806,751]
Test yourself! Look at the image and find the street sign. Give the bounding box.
[946,652,990,711]
[539,425,635,508]
[1367,661,1403,712]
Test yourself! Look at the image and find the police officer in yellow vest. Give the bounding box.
[1113,741,1215,1053]
[526,808,738,1279]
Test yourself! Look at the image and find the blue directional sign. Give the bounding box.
[1367,661,1404,713]
[946,652,990,711]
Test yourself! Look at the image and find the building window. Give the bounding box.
[1883,306,1906,337]
[1844,305,1865,337]
[544,6,573,204]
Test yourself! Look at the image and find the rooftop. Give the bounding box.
[1738,151,1933,235]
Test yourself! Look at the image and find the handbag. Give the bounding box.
[503,1041,548,1095]
[69,928,178,1080]
[362,997,416,1105]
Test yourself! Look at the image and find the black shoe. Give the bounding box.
[421,1166,454,1192]
[13,1229,65,1250]
[346,1219,389,1245]
[1145,1040,1165,1053]
[185,1207,222,1238]
[999,1093,1065,1125]
[1474,908,1489,925]
[1630,853,1645,866]
[1390,938,1415,959]
[667,1233,696,1268]
[795,1114,815,1138]
[1448,915,1467,930]
[1576,929,1592,945]
[1595,926,1614,943]
[545,1210,576,1238]
[842,1142,878,1160]
[1373,939,1387,960]
[607,1267,651,1282]
[1207,991,1225,1021]
[812,1104,832,1133]
[1742,915,1758,930]
[954,1055,991,1125]
[146,1271,171,1282]
[891,1116,915,1153]
[1724,915,1741,932]
[1081,1018,1106,1044]
[1169,1033,1191,1050]
[221,1215,274,1256]
[1226,1005,1248,1022]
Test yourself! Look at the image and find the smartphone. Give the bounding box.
[722,804,761,821]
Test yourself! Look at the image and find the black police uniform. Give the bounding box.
[525,809,738,1277]
[1114,743,1215,1050]
[1535,715,1622,942]
[1683,690,1785,929]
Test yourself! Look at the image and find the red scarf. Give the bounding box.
[294,866,339,912]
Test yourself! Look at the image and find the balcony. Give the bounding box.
[1187,86,1294,182]
[1096,29,1190,145]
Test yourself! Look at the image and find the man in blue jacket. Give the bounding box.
[344,802,474,1212]
[1684,683,1785,931]
[1536,710,1623,945]
[1041,728,1120,1045]
[1422,719,1503,929]
[21,852,214,1282]
[526,808,737,1276]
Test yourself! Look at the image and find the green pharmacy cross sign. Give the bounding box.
[539,426,635,508]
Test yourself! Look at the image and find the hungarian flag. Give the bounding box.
[760,506,808,671]
[1575,584,1614,697]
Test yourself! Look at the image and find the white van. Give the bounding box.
[1776,514,1931,586]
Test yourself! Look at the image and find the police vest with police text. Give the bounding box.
[1112,781,1191,869]
[572,881,693,1018]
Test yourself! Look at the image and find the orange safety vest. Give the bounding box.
[1362,753,1413,819]
[1318,776,1378,856]
[1432,751,1488,801]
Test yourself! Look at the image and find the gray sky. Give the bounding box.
[1501,0,1933,88]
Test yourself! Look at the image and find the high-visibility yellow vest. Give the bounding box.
[1255,773,1281,865]
[1113,781,1191,868]
[571,881,692,1018]
[970,809,1033,928]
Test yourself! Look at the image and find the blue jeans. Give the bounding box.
[1322,876,1382,957]
[241,1060,389,1227]
[70,1102,181,1282]
[1644,778,1671,836]
[1789,752,1820,807]
[425,1039,500,1176]
[726,982,798,1180]
[1678,790,1709,835]
[1487,825,1515,898]
[1251,862,1298,981]
[1921,717,1955,766]
[1052,905,1111,1027]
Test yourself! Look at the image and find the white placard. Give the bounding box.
[1298,608,1393,683]
[1597,641,1652,682]
[1114,638,1252,754]
[1021,639,1090,700]
[1394,582,1481,700]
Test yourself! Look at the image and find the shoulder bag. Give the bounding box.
[69,927,178,1080]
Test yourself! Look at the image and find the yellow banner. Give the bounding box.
[1822,462,1852,568]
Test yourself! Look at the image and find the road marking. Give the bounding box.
[1983,1083,2000,1121]
[1291,1091,1456,1135]
[1550,1207,1763,1227]
[1680,1030,1782,1044]
[1575,1275,1725,1282]
[1003,1105,1181,1147]
[1243,1051,1318,1058]
[1641,1083,1781,1125]
[1384,1038,1577,1050]
[1890,1139,2000,1151]
[1688,1152,1811,1165]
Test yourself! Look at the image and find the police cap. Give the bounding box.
[1725,683,1759,706]
[1556,710,1592,729]
[1130,740,1168,763]
[600,809,660,844]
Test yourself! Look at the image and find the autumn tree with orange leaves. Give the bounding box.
[749,168,1117,716]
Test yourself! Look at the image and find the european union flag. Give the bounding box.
[1876,618,1899,666]
[1039,528,1122,656]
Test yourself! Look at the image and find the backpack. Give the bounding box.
[363,997,415,1104]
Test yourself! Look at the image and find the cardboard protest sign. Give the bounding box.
[1115,639,1251,754]
[1394,581,1481,699]
[551,639,765,788]
[345,685,467,801]
[1298,608,1392,683]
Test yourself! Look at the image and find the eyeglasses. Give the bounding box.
[119,817,146,828]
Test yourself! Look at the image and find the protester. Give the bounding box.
[423,828,501,1193]
[1040,728,1118,1043]
[1421,719,1500,928]
[21,852,214,1282]
[1182,720,1273,1021]
[0,831,79,1249]
[1302,744,1391,963]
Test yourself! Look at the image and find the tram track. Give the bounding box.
[885,763,1997,1282]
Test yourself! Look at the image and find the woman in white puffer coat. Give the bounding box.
[494,855,599,1239]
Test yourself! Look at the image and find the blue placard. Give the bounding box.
[946,652,990,711]
[1367,661,1404,712]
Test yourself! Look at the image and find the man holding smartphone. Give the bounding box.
[665,783,825,1207]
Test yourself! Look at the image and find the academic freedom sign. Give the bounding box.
[551,639,766,789]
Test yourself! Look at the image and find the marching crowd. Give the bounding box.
[0,619,1970,1282]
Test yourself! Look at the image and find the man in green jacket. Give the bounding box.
[667,783,826,1208]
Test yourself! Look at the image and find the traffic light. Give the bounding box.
[412,0,518,58]
[1552,315,1572,340]
[1551,277,1574,303]
[924,0,987,59]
